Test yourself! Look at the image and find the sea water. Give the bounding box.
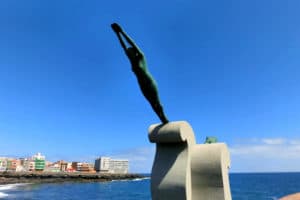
[1,173,300,200]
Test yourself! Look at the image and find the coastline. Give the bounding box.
[0,172,145,185]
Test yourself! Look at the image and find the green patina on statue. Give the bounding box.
[111,23,169,124]
[204,136,218,144]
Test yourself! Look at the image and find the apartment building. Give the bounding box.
[6,159,21,171]
[24,159,35,172]
[94,157,129,174]
[32,153,45,171]
[0,157,7,172]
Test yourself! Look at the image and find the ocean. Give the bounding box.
[0,173,300,200]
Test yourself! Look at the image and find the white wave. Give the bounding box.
[0,192,9,198]
[131,177,150,181]
[0,183,30,191]
[112,179,130,182]
[111,177,150,182]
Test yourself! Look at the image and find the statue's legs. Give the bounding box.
[138,78,169,124]
[150,102,169,124]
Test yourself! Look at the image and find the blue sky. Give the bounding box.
[0,0,300,173]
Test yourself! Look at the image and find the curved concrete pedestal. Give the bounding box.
[148,121,231,200]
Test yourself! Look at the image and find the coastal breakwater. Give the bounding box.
[0,172,144,184]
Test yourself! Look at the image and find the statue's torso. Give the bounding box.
[130,55,159,100]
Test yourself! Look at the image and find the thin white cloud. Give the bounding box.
[230,138,300,159]
[229,137,300,172]
[288,139,300,145]
[261,138,286,145]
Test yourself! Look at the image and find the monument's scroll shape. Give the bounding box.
[149,121,231,200]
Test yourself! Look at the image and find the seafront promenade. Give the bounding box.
[0,172,144,184]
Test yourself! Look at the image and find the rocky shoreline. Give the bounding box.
[0,172,145,185]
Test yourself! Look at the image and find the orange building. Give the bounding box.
[7,159,21,171]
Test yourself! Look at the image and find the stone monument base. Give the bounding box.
[148,121,231,200]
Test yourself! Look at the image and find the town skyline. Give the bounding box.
[0,153,129,174]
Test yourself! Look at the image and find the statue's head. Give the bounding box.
[126,47,139,61]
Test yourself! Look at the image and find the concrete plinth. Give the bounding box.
[148,121,231,200]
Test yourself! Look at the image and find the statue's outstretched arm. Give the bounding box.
[111,23,144,55]
[111,24,127,52]
[119,30,144,55]
[115,32,127,52]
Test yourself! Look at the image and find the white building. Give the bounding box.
[16,165,26,172]
[44,163,60,172]
[109,159,129,174]
[94,157,129,174]
[32,152,45,160]
[23,159,35,171]
[95,157,110,172]
[0,157,8,172]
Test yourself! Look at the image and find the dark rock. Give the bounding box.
[0,172,145,185]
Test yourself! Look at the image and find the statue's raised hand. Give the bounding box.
[111,23,122,33]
